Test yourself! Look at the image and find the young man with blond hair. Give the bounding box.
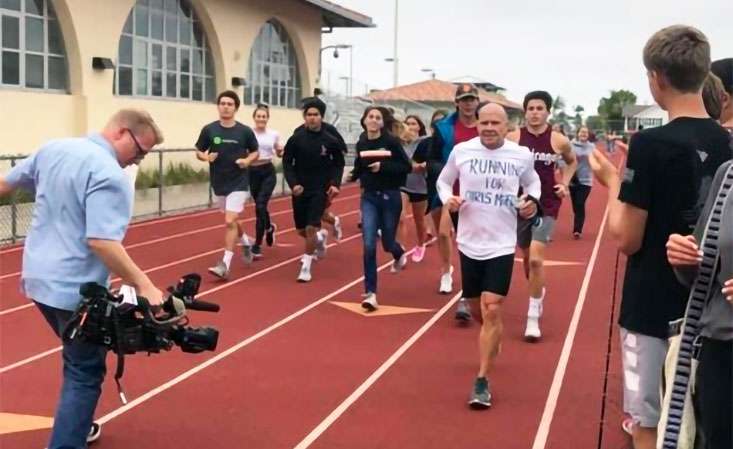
[591,26,731,449]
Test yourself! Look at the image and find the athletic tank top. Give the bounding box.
[519,127,562,218]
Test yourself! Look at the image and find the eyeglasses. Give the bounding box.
[125,128,149,159]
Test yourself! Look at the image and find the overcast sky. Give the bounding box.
[321,0,733,116]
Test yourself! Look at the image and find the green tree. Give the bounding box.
[586,115,606,132]
[597,90,637,120]
[552,96,566,115]
[573,105,584,128]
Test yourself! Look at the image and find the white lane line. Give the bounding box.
[96,258,398,426]
[0,193,360,280]
[293,291,463,449]
[0,184,359,255]
[0,210,360,316]
[0,231,365,373]
[0,347,62,374]
[531,206,610,449]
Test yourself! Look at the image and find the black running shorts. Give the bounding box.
[292,190,327,230]
[459,252,514,298]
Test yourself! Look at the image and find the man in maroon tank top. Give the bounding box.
[507,91,577,341]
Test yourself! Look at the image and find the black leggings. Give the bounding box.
[249,163,277,246]
[694,337,732,449]
[569,183,591,234]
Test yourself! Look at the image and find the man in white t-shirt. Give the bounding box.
[437,103,541,409]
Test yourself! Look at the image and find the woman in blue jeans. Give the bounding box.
[351,106,412,311]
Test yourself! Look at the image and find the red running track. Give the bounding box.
[0,182,631,449]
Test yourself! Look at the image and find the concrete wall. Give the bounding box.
[0,0,324,156]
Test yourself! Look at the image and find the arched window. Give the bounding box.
[116,0,215,102]
[245,20,301,109]
[0,0,67,90]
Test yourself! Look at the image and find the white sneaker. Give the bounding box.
[315,230,328,259]
[524,317,541,341]
[333,216,343,241]
[297,260,312,283]
[208,260,230,280]
[439,266,454,294]
[361,293,378,311]
[390,250,408,273]
[242,244,253,265]
[241,235,253,264]
[525,299,543,341]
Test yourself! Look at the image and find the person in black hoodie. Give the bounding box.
[351,106,411,311]
[295,96,348,241]
[283,99,345,282]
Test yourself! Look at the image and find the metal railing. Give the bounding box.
[1,146,357,246]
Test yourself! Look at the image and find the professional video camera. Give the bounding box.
[62,273,220,403]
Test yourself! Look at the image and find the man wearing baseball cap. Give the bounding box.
[426,83,480,321]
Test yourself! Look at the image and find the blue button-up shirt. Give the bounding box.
[5,133,133,311]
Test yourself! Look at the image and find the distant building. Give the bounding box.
[449,76,505,93]
[367,79,522,123]
[0,0,372,154]
[622,104,668,132]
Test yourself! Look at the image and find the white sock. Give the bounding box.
[528,294,544,319]
[334,216,341,227]
[241,234,251,246]
[530,287,546,303]
[223,250,234,268]
[302,254,313,269]
[317,230,328,243]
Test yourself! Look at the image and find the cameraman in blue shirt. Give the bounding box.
[0,109,165,448]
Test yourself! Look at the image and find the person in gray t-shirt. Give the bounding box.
[398,115,431,263]
[667,159,733,449]
[568,126,596,239]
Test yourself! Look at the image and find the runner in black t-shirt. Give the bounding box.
[195,91,259,279]
[295,96,348,241]
[283,98,345,282]
[589,25,731,447]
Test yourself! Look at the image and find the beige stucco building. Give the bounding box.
[0,0,372,156]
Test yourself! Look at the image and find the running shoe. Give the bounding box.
[622,417,634,436]
[333,216,343,241]
[523,301,542,342]
[252,245,263,260]
[266,223,277,246]
[297,261,312,283]
[468,377,492,409]
[315,230,328,259]
[242,244,254,265]
[411,245,426,263]
[208,260,229,280]
[439,266,454,294]
[455,298,471,322]
[87,422,101,444]
[391,251,408,273]
[361,292,378,312]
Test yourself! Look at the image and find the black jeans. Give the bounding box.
[694,337,732,449]
[249,163,277,246]
[569,183,591,234]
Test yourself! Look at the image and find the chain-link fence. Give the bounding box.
[0,149,303,246]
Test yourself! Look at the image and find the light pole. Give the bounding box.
[338,76,350,97]
[318,44,352,94]
[392,0,399,87]
[385,57,396,88]
[421,68,435,80]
